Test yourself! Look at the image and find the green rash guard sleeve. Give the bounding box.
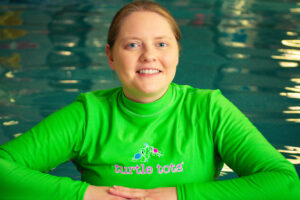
[177,90,300,200]
[0,101,89,200]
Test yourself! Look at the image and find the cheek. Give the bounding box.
[114,57,137,77]
[115,52,137,66]
[162,51,179,68]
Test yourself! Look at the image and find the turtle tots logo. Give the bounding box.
[114,143,184,175]
[133,143,163,162]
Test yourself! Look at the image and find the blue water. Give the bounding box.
[0,0,299,180]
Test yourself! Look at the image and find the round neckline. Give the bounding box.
[120,84,175,117]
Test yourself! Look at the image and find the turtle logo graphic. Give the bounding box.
[133,143,163,162]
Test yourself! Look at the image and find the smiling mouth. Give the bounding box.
[137,69,162,74]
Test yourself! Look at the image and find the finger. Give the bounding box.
[108,186,147,198]
[114,185,149,194]
[111,196,128,200]
[107,192,128,200]
[113,185,140,191]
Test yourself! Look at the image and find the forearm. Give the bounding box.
[177,169,300,200]
[0,158,89,200]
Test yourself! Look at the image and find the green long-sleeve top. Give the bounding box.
[0,83,299,200]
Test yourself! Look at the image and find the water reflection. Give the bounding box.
[3,120,18,126]
[0,53,22,68]
[291,78,300,84]
[13,133,22,138]
[0,28,27,40]
[281,40,300,48]
[0,11,22,25]
[279,62,298,68]
[278,146,300,165]
[290,7,300,13]
[280,92,300,100]
[217,0,257,49]
[214,0,300,128]
[286,119,300,123]
[285,86,300,93]
[56,50,73,56]
[283,106,300,114]
[0,10,27,41]
[272,48,300,62]
[286,31,298,37]
[226,53,250,59]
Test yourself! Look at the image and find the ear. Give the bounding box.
[105,44,115,70]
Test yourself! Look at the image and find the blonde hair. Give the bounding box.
[107,0,181,51]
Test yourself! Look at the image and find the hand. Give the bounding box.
[84,185,128,200]
[108,186,178,200]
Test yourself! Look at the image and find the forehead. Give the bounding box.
[117,11,175,39]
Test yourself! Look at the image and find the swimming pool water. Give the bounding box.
[0,0,299,180]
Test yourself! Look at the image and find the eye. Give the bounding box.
[157,42,167,47]
[126,42,140,48]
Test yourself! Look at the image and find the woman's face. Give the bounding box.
[106,11,179,103]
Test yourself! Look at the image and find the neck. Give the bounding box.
[123,88,169,103]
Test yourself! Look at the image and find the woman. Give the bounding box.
[0,1,299,200]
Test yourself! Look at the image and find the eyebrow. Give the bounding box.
[155,36,173,40]
[121,36,173,41]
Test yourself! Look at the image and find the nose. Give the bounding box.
[139,46,157,62]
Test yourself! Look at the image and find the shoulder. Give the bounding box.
[76,87,122,104]
[171,83,223,102]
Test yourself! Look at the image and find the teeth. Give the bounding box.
[138,69,160,74]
